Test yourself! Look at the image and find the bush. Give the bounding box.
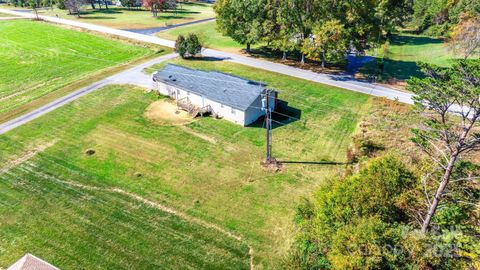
[352,135,385,158]
[175,33,202,59]
[185,33,202,57]
[286,154,480,269]
[286,155,416,269]
[175,35,187,58]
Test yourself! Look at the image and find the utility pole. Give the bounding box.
[264,89,273,163]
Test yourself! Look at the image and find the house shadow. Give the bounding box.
[248,100,301,129]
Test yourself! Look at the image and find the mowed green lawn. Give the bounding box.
[0,20,161,122]
[33,2,214,29]
[0,163,250,269]
[367,33,470,80]
[0,60,371,268]
[157,21,253,53]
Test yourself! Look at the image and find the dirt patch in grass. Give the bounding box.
[144,100,193,126]
[0,140,57,175]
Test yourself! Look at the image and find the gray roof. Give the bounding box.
[153,64,267,110]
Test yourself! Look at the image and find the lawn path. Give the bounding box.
[0,8,414,105]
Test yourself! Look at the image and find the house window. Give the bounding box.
[231,108,236,115]
[187,92,190,96]
[221,104,224,108]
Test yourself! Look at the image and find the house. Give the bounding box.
[7,254,59,270]
[152,64,277,126]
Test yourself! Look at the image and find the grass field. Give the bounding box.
[0,20,168,123]
[25,2,214,29]
[157,21,253,53]
[364,33,468,80]
[0,160,250,269]
[0,59,372,268]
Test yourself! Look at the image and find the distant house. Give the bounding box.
[7,254,59,270]
[152,64,277,126]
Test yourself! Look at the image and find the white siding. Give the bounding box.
[207,99,245,125]
[154,82,246,126]
[243,93,275,126]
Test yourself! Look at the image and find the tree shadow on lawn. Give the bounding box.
[391,34,443,46]
[164,9,201,15]
[79,15,116,19]
[248,46,347,74]
[383,58,425,80]
[80,9,123,15]
[180,2,210,7]
[159,15,188,20]
[359,57,425,82]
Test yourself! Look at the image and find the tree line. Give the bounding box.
[214,0,412,66]
[6,0,180,18]
[214,0,479,66]
[411,0,479,36]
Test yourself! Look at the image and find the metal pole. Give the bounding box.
[265,90,272,162]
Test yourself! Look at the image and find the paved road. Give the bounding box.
[123,18,215,36]
[0,8,414,105]
[0,53,178,135]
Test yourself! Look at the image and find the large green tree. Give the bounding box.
[214,0,266,53]
[262,0,297,60]
[302,19,348,68]
[278,0,319,64]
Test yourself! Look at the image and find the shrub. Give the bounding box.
[286,155,417,269]
[175,35,187,58]
[185,33,202,57]
[175,33,202,59]
[352,135,385,158]
[286,154,480,269]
